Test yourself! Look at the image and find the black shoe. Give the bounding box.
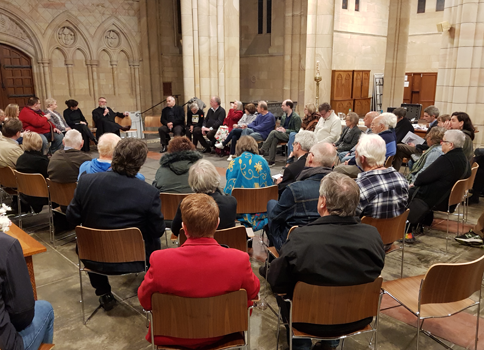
[92,138,98,145]
[159,145,167,153]
[99,293,116,311]
[259,149,266,156]
[268,161,275,167]
[202,147,211,153]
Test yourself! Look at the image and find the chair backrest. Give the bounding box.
[0,166,17,188]
[448,178,469,207]
[420,254,484,305]
[179,226,248,252]
[361,209,410,245]
[231,185,279,214]
[159,192,190,221]
[46,179,77,207]
[465,163,479,192]
[14,170,49,198]
[76,226,145,264]
[385,155,395,168]
[115,115,132,128]
[151,289,248,338]
[144,116,162,128]
[292,277,383,325]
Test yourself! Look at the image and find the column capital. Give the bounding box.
[65,60,74,66]
[110,60,118,67]
[39,59,50,65]
[88,60,99,66]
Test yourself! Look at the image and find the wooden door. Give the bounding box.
[403,72,437,119]
[0,44,35,108]
[352,71,362,99]
[331,70,353,100]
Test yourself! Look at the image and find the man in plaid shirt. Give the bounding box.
[355,134,409,219]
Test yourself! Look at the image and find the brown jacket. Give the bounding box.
[0,135,23,168]
[47,149,91,183]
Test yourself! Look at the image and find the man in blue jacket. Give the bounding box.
[241,101,275,141]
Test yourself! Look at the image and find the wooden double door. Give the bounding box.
[0,44,35,109]
[403,73,437,119]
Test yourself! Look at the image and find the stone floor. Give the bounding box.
[9,140,484,350]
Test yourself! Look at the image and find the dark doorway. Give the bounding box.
[0,44,35,108]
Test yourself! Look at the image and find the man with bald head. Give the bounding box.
[265,142,337,252]
[158,96,185,153]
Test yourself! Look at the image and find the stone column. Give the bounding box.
[65,60,75,97]
[39,60,52,99]
[435,1,484,144]
[133,63,141,111]
[89,60,99,105]
[181,0,239,108]
[382,0,410,110]
[304,0,334,108]
[111,61,118,96]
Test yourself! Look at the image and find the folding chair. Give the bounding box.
[0,166,17,205]
[178,226,248,252]
[279,278,383,350]
[115,115,137,138]
[76,226,146,324]
[384,155,395,168]
[143,116,162,137]
[362,209,409,278]
[148,289,253,350]
[464,162,479,224]
[159,192,190,246]
[46,179,77,246]
[382,254,484,350]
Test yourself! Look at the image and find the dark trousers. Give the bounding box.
[193,127,216,149]
[83,238,161,296]
[223,128,243,155]
[158,125,184,146]
[72,124,96,152]
[186,127,196,145]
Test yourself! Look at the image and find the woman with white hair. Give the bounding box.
[44,98,71,134]
[170,159,237,237]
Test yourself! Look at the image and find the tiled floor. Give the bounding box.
[9,141,484,350]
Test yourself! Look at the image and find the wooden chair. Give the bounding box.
[149,289,253,350]
[361,209,409,278]
[464,162,479,223]
[279,278,383,350]
[0,166,17,204]
[143,116,162,136]
[382,255,484,350]
[267,225,298,259]
[46,179,77,246]
[178,226,248,252]
[231,185,279,214]
[384,155,395,168]
[76,226,146,324]
[115,115,137,138]
[159,192,190,246]
[13,170,53,244]
[38,344,55,350]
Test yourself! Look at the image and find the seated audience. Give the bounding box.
[437,114,451,127]
[0,109,4,126]
[19,97,63,155]
[16,132,49,213]
[313,102,341,143]
[91,97,128,139]
[393,105,439,171]
[469,147,484,205]
[0,119,23,168]
[407,130,471,239]
[63,99,97,151]
[138,193,260,349]
[407,127,445,185]
[260,99,301,166]
[393,107,414,144]
[339,111,379,163]
[171,159,237,237]
[215,103,258,161]
[44,98,70,135]
[158,96,185,153]
[268,172,385,350]
[355,134,408,226]
[153,136,202,193]
[0,232,54,350]
[267,142,336,251]
[193,96,226,153]
[240,101,276,142]
[285,103,320,164]
[67,138,165,311]
[224,136,272,230]
[276,130,316,196]
[222,100,243,132]
[185,102,204,145]
[79,133,145,181]
[4,103,20,121]
[335,112,362,159]
[445,112,475,161]
[334,113,396,178]
[47,129,91,183]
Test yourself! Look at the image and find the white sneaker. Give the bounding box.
[227,155,233,161]
[215,142,224,149]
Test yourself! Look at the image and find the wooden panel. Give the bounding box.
[6,223,47,257]
[232,185,278,214]
[403,74,413,103]
[412,74,421,93]
[159,193,190,221]
[352,71,362,99]
[419,73,437,103]
[331,99,354,115]
[353,98,371,117]
[331,70,353,100]
[361,71,370,98]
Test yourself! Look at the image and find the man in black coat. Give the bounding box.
[193,96,226,153]
[268,172,385,350]
[91,97,128,139]
[67,138,165,311]
[158,96,185,153]
[393,107,414,144]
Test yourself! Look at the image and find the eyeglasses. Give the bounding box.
[441,140,451,144]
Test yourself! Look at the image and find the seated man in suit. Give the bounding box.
[138,193,260,349]
[47,129,92,183]
[67,138,165,311]
[91,97,129,139]
[0,118,24,168]
[0,232,54,350]
[266,142,336,252]
[158,95,185,153]
[275,130,316,197]
[268,172,385,350]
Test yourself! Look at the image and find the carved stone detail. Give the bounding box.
[0,14,29,41]
[105,30,120,48]
[57,26,76,47]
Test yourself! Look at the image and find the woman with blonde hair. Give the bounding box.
[4,103,20,120]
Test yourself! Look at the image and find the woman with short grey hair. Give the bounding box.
[335,112,362,159]
[170,159,237,237]
[186,103,204,145]
[44,98,70,133]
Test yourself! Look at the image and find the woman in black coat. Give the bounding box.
[63,99,97,151]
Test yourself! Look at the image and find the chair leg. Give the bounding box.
[276,307,281,349]
[48,202,54,247]
[416,318,420,350]
[79,260,86,325]
[164,229,168,247]
[476,290,481,350]
[17,191,22,229]
[446,210,450,252]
